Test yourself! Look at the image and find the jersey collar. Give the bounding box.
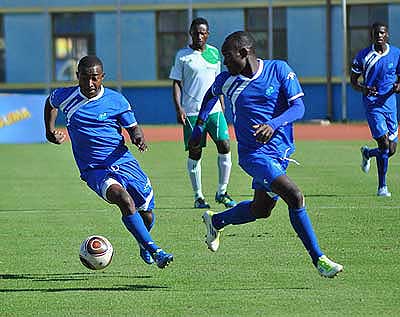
[78,85,105,101]
[372,43,390,56]
[238,59,263,81]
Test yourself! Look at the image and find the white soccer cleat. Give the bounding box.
[317,255,343,278]
[202,210,223,252]
[377,186,391,197]
[360,145,371,173]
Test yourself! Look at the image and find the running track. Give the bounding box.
[140,124,371,141]
[60,124,371,142]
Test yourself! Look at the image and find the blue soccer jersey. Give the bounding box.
[49,86,137,177]
[351,44,400,110]
[210,59,304,159]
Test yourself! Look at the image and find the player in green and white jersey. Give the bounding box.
[169,17,236,209]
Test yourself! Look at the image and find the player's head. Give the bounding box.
[189,17,209,50]
[77,55,105,99]
[371,22,389,46]
[221,31,256,76]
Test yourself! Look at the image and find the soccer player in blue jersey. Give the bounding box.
[190,31,343,278]
[351,22,400,197]
[44,55,173,269]
[169,17,236,209]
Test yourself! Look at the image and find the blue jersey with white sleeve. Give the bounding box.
[210,59,304,160]
[351,44,400,110]
[49,86,137,179]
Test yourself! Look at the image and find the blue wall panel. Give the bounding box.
[287,6,326,77]
[4,14,49,83]
[331,7,344,77]
[196,9,244,52]
[122,87,176,124]
[301,85,329,120]
[95,13,118,80]
[389,5,400,45]
[121,11,156,80]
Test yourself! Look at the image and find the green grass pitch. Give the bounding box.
[1,139,399,316]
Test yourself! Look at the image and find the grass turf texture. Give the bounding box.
[1,140,399,316]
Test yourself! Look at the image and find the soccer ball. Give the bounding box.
[79,235,114,270]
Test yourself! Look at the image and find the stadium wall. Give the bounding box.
[0,1,399,124]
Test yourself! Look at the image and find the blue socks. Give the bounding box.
[289,207,323,265]
[366,147,389,188]
[212,201,256,230]
[122,213,159,253]
[376,149,389,188]
[212,201,323,266]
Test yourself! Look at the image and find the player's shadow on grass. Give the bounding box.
[0,272,151,282]
[0,273,167,292]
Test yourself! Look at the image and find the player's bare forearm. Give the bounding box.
[127,125,148,152]
[394,76,400,93]
[350,73,377,96]
[44,98,66,144]
[172,80,186,125]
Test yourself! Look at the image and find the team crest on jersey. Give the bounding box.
[97,112,107,121]
[265,86,275,96]
[286,72,296,80]
[388,62,394,69]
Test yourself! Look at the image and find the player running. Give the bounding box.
[44,55,173,269]
[190,31,343,278]
[351,22,400,197]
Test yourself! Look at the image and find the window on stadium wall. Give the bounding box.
[52,13,95,81]
[157,10,188,79]
[245,7,287,61]
[348,4,388,67]
[0,15,5,82]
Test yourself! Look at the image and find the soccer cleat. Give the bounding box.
[215,192,237,208]
[139,246,154,265]
[377,186,391,197]
[360,145,371,173]
[194,197,210,209]
[152,249,173,269]
[317,255,343,278]
[202,210,223,252]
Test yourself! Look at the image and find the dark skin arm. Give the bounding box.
[172,80,186,125]
[394,75,400,93]
[126,124,148,152]
[350,72,378,97]
[43,97,66,144]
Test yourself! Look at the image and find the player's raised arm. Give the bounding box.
[43,97,66,144]
[126,124,148,152]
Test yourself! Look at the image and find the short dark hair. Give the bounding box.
[190,17,209,32]
[372,21,388,31]
[222,31,256,53]
[77,55,103,73]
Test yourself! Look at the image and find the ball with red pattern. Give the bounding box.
[79,235,114,270]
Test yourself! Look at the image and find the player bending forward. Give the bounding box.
[44,55,173,269]
[190,31,343,278]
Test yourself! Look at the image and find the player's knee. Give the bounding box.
[288,189,304,209]
[389,144,396,157]
[216,140,230,154]
[188,146,202,160]
[107,185,135,212]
